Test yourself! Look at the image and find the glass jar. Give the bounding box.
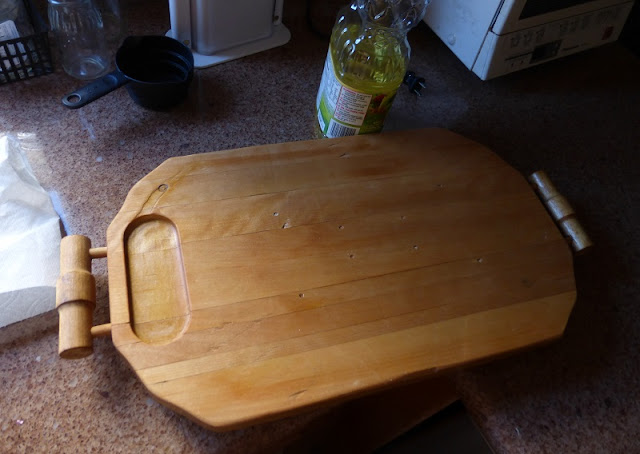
[94,0,126,60]
[48,0,109,80]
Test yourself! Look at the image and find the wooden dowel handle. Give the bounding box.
[56,235,98,359]
[91,323,112,338]
[529,171,593,253]
[90,247,107,259]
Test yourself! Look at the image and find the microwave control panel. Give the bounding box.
[475,2,634,79]
[424,1,634,80]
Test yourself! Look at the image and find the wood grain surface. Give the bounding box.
[104,128,576,430]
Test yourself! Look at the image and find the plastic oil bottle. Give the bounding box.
[316,0,429,138]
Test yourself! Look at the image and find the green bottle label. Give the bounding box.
[316,51,397,138]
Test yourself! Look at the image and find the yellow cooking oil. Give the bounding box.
[316,1,427,138]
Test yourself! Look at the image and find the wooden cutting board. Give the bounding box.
[57,128,578,431]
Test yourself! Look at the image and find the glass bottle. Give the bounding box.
[48,0,109,80]
[316,0,429,138]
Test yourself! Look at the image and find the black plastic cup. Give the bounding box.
[62,36,194,110]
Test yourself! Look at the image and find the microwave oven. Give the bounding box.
[423,0,635,80]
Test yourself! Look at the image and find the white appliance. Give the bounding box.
[167,0,290,68]
[423,0,635,80]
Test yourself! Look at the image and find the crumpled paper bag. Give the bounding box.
[0,134,61,328]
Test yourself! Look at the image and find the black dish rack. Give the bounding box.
[0,0,53,85]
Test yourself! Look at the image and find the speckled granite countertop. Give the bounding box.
[2,0,639,452]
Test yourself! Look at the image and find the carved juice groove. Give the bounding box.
[124,215,191,344]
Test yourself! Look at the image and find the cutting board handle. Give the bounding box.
[529,171,593,253]
[56,235,111,359]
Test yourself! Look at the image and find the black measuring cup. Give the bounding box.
[62,36,194,110]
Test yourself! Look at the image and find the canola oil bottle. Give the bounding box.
[316,0,429,138]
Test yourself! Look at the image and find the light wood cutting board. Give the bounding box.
[57,128,578,431]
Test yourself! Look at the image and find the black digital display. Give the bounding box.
[520,0,596,19]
